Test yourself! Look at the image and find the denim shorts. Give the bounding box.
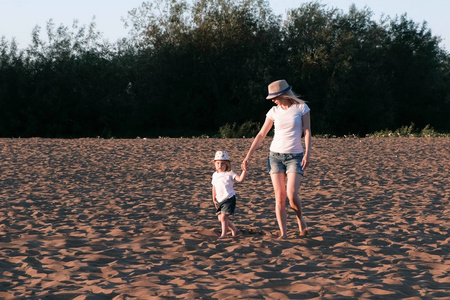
[216,195,236,215]
[268,151,304,175]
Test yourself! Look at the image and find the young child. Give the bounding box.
[211,150,246,239]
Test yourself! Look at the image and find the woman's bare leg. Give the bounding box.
[271,172,288,238]
[286,172,308,235]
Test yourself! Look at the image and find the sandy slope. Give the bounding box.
[0,137,449,299]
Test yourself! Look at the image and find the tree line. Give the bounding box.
[1,0,449,138]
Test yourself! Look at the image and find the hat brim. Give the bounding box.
[266,86,291,100]
[212,158,230,162]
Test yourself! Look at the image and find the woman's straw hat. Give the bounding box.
[266,79,292,100]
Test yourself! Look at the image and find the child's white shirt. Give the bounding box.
[211,171,237,203]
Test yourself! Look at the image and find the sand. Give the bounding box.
[0,137,449,299]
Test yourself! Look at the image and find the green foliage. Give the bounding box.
[219,121,262,138]
[0,0,449,138]
[368,123,449,137]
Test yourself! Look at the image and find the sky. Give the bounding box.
[0,0,449,51]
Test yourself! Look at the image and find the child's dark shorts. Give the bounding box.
[216,195,236,216]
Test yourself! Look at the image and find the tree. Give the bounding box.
[1,0,449,137]
[123,0,282,135]
[382,14,449,131]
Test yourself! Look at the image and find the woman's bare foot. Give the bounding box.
[299,215,308,232]
[217,235,226,240]
[277,235,287,240]
[231,228,240,237]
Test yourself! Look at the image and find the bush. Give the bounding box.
[420,124,445,137]
[218,121,262,138]
[367,123,449,137]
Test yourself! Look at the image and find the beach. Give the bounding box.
[0,137,449,299]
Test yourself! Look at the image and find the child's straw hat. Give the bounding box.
[214,151,230,161]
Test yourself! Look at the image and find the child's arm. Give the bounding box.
[234,169,247,183]
[212,186,218,209]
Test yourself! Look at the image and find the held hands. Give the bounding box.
[241,159,249,171]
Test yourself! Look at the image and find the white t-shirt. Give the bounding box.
[211,171,237,203]
[266,103,310,154]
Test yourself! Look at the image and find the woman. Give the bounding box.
[241,79,311,239]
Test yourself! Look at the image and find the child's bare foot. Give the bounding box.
[217,235,226,240]
[277,235,287,240]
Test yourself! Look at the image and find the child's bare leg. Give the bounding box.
[227,218,238,236]
[218,213,228,239]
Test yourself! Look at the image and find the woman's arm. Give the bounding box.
[302,111,311,169]
[241,117,273,171]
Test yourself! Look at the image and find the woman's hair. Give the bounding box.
[214,160,232,172]
[279,90,305,104]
